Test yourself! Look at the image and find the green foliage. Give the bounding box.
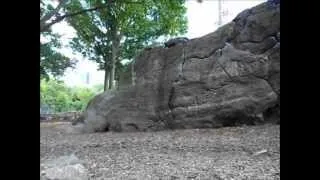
[40,1,76,80]
[40,79,102,113]
[92,84,104,93]
[41,33,77,80]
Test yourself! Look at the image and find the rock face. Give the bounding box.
[76,2,280,133]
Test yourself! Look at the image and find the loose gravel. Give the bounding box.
[40,122,280,180]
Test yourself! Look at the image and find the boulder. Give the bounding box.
[41,154,88,180]
[164,37,189,48]
[76,2,280,133]
[43,164,88,180]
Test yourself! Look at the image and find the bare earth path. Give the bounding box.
[40,122,280,180]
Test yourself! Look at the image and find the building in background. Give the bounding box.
[61,58,105,87]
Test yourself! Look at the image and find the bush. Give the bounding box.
[40,79,103,113]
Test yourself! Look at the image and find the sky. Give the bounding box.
[49,0,266,87]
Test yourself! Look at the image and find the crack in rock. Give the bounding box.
[185,45,225,60]
[215,43,237,82]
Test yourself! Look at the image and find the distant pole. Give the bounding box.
[218,0,222,26]
[86,72,90,85]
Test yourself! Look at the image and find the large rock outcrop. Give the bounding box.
[76,2,280,133]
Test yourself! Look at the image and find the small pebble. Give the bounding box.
[41,170,46,175]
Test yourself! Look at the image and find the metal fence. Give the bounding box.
[40,104,54,114]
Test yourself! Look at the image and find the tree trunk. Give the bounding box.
[109,31,121,89]
[131,60,135,86]
[104,68,110,91]
[107,71,112,90]
[109,61,116,89]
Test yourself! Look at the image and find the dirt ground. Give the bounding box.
[40,122,280,180]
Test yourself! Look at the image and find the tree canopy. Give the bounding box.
[41,1,76,80]
[40,31,77,80]
[66,0,188,90]
[40,0,197,84]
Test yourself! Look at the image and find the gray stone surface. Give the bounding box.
[41,154,88,180]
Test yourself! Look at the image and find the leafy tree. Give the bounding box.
[40,0,204,81]
[66,0,188,91]
[41,0,69,32]
[41,1,76,80]
[41,79,71,112]
[41,0,169,33]
[40,32,77,80]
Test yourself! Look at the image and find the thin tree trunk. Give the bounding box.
[108,71,112,89]
[131,60,135,86]
[103,59,110,91]
[104,68,110,91]
[109,45,116,89]
[110,61,116,89]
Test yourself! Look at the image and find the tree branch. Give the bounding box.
[40,0,68,26]
[40,0,144,33]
